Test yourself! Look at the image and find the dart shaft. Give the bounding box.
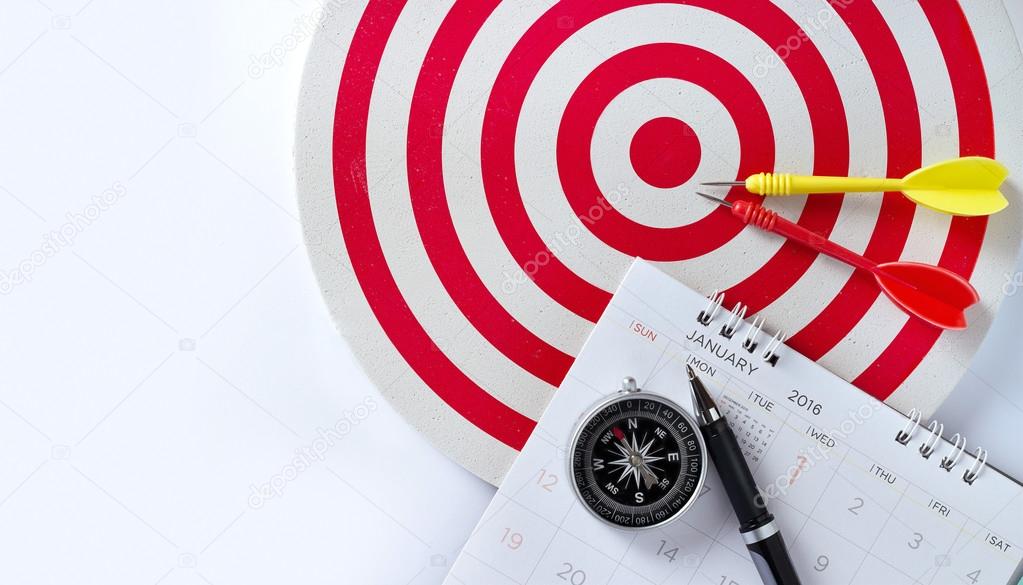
[732,200,878,273]
[697,195,976,329]
[746,173,902,196]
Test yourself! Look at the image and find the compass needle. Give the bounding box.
[613,443,632,459]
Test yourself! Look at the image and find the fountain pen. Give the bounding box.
[687,365,802,585]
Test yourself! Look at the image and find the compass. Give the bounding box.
[569,377,707,529]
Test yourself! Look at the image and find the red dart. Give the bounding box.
[696,193,979,330]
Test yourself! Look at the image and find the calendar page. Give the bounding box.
[445,260,1023,585]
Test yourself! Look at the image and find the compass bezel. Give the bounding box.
[567,386,708,530]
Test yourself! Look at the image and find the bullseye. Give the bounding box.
[629,117,701,189]
[555,42,774,263]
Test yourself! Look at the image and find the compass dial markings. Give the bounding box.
[571,394,707,528]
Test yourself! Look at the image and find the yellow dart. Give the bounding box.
[702,156,1009,217]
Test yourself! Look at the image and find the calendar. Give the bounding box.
[445,260,1023,585]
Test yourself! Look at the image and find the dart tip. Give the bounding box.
[695,192,733,208]
[701,181,745,187]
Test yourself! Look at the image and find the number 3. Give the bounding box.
[908,532,923,549]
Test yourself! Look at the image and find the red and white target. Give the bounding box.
[297,0,1023,484]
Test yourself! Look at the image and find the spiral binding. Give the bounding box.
[918,421,943,459]
[895,408,921,445]
[940,433,966,471]
[742,316,765,353]
[698,290,991,486]
[696,290,784,366]
[719,303,747,339]
[697,290,726,326]
[894,408,988,486]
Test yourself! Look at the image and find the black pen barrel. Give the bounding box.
[746,531,802,585]
[700,417,802,585]
[701,417,771,529]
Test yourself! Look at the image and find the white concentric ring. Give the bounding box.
[589,80,740,228]
[513,4,813,293]
[296,0,1023,485]
[366,0,554,417]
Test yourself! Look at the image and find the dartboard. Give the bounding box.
[296,0,1023,484]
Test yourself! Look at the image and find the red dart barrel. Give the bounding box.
[728,200,979,330]
[732,200,877,272]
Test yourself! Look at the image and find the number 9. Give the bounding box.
[814,555,829,572]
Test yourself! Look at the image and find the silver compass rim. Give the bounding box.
[566,386,709,531]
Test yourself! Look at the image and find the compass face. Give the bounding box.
[570,392,706,529]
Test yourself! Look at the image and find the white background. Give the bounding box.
[0,1,1020,584]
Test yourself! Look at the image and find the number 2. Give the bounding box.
[848,497,864,515]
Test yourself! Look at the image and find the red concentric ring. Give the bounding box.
[330,0,993,452]
[482,0,848,324]
[785,0,922,364]
[557,42,772,261]
[407,0,572,388]
[333,0,533,450]
[853,0,992,397]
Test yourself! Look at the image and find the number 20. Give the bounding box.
[556,563,586,584]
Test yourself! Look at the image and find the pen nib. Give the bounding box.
[687,365,720,425]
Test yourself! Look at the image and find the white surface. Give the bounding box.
[0,1,493,584]
[0,2,1021,585]
[449,260,1023,585]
